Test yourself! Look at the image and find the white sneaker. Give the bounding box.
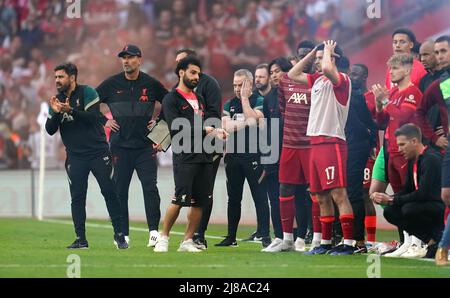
[384,241,411,257]
[401,243,427,258]
[401,236,426,258]
[125,236,130,245]
[295,238,306,252]
[154,236,169,252]
[147,230,161,247]
[147,230,160,247]
[309,240,321,251]
[177,239,203,253]
[261,238,283,252]
[281,239,295,251]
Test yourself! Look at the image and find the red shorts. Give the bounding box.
[387,152,408,193]
[309,143,347,193]
[279,147,310,185]
[363,158,375,189]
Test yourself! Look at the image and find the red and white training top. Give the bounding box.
[176,87,200,114]
[306,72,352,144]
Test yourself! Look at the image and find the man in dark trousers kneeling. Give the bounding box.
[372,123,445,258]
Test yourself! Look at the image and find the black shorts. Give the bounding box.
[172,162,213,207]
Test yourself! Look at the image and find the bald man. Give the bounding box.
[419,40,443,92]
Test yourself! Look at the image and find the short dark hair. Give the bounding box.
[54,63,78,81]
[316,43,344,64]
[337,56,350,73]
[435,35,450,45]
[175,56,202,77]
[353,63,369,77]
[394,123,422,142]
[297,40,315,50]
[392,28,416,43]
[412,42,421,55]
[268,57,292,73]
[175,48,197,57]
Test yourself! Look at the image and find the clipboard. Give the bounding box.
[147,120,172,152]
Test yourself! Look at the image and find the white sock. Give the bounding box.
[283,233,294,241]
[344,239,354,246]
[296,237,304,242]
[313,233,322,243]
[403,231,411,245]
[321,239,332,245]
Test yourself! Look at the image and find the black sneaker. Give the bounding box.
[114,233,129,249]
[304,229,313,245]
[242,231,262,242]
[329,244,357,255]
[67,238,89,249]
[354,244,368,254]
[193,236,208,250]
[261,237,272,248]
[215,237,238,247]
[424,243,438,259]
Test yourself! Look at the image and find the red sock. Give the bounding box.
[320,216,334,241]
[365,215,377,242]
[280,196,295,233]
[340,214,354,241]
[311,195,322,233]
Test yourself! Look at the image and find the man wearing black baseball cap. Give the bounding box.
[97,44,168,248]
[117,44,142,58]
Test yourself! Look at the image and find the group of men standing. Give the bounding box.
[47,28,450,263]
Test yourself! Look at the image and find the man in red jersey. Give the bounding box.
[288,40,356,255]
[373,53,423,194]
[385,28,427,90]
[263,41,317,253]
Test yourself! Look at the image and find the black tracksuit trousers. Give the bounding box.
[225,155,270,239]
[111,146,161,235]
[65,153,123,239]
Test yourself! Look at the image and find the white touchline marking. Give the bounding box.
[42,219,245,241]
[2,263,446,270]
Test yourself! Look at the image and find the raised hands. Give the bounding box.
[371,84,389,111]
[240,79,253,100]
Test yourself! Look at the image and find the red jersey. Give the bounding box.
[278,73,311,149]
[364,91,376,118]
[376,84,422,154]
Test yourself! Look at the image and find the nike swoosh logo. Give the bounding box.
[116,90,124,94]
[326,181,335,185]
[182,105,189,110]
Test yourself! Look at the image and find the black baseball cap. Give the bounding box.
[118,44,142,58]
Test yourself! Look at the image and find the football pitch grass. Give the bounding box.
[1,218,449,278]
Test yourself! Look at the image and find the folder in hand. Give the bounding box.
[147,120,171,152]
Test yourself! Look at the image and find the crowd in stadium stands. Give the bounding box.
[0,0,435,170]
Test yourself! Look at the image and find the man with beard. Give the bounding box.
[154,56,227,253]
[253,63,283,246]
[174,48,222,250]
[46,63,128,249]
[96,45,168,247]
